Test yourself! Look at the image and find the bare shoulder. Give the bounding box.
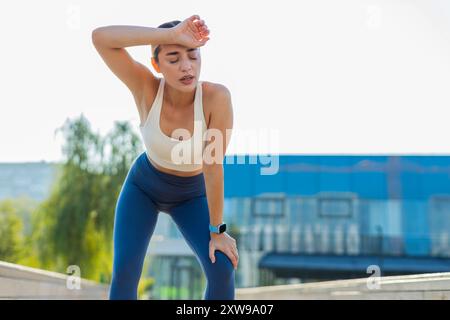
[202,81,232,126]
[202,81,231,102]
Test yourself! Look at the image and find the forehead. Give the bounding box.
[160,44,199,56]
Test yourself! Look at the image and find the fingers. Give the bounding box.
[187,20,201,40]
[195,20,205,28]
[227,248,239,270]
[231,240,239,269]
[200,27,209,38]
[228,238,239,269]
[187,21,209,43]
[198,37,210,46]
[210,236,238,269]
[192,18,209,36]
[184,15,210,45]
[195,34,209,46]
[195,20,208,34]
[189,14,200,22]
[209,241,216,263]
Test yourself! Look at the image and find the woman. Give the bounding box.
[92,15,238,300]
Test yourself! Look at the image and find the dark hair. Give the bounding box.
[153,20,181,63]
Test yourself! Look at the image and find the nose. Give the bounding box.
[180,57,194,72]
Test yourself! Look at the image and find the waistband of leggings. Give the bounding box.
[140,151,205,184]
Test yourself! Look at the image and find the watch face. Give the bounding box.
[219,224,227,233]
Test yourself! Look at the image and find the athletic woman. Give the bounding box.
[92,14,238,300]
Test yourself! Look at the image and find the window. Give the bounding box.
[318,197,353,218]
[251,197,285,218]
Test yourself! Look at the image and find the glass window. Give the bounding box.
[318,197,353,218]
[251,197,285,217]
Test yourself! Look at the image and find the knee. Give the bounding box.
[207,250,235,282]
[109,265,140,300]
[111,260,141,288]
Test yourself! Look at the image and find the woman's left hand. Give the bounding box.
[209,232,239,270]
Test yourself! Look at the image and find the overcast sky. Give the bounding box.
[1,0,450,163]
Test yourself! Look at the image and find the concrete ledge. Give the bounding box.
[0,261,109,300]
[236,272,450,300]
[4,260,449,300]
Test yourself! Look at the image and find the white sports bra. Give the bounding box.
[139,77,208,172]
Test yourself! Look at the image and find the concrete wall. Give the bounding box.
[0,261,109,300]
[236,272,450,300]
[3,260,449,300]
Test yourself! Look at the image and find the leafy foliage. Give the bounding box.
[25,114,143,282]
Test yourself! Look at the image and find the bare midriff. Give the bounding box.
[147,153,204,177]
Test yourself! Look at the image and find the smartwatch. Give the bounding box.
[209,222,227,234]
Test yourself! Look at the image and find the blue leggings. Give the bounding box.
[109,151,235,300]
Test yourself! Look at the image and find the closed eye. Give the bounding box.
[169,57,197,64]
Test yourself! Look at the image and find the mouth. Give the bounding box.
[179,75,195,81]
[179,75,195,85]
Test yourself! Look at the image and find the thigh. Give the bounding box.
[169,196,228,267]
[112,176,159,275]
[166,194,236,301]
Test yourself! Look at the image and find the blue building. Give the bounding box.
[146,155,450,299]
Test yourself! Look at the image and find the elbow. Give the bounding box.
[91,28,100,46]
[91,27,106,47]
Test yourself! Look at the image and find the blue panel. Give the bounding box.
[223,155,256,197]
[352,157,388,199]
[402,201,430,255]
[253,155,284,195]
[318,156,352,192]
[400,157,424,200]
[418,156,450,197]
[422,173,450,197]
[223,154,450,200]
[282,155,320,196]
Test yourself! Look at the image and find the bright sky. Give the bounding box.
[1,0,450,163]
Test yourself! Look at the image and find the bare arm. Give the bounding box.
[91,25,174,111]
[203,85,233,227]
[91,25,173,49]
[203,85,238,269]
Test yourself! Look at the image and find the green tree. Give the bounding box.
[0,200,25,262]
[30,114,142,282]
[0,196,41,267]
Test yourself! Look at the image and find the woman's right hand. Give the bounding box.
[169,15,210,48]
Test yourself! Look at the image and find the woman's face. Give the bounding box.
[157,44,201,92]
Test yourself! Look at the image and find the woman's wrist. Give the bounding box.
[210,231,224,238]
[153,27,175,45]
[145,27,175,47]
